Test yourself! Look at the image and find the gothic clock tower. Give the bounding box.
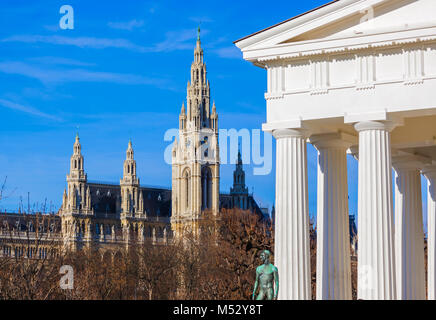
[171,28,220,237]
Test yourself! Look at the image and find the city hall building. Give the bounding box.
[0,36,265,256]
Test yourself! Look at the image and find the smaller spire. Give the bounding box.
[181,102,186,114]
[73,132,81,154]
[237,148,242,165]
[126,139,134,160]
[194,25,203,63]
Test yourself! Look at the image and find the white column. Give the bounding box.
[311,133,352,300]
[354,121,396,300]
[273,128,311,300]
[423,165,436,300]
[393,155,426,300]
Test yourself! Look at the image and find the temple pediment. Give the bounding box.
[236,0,436,59]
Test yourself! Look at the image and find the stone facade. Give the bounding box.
[171,32,220,236]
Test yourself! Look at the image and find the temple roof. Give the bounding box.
[233,0,339,44]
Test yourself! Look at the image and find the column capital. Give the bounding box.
[423,165,436,178]
[354,120,397,133]
[272,128,310,140]
[348,145,359,160]
[392,154,432,171]
[310,132,357,149]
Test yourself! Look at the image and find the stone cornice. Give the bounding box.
[250,30,436,65]
[392,154,432,171]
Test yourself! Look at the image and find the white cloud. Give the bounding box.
[107,19,144,31]
[214,46,242,59]
[2,30,203,53]
[43,25,60,32]
[189,16,214,23]
[2,35,149,51]
[151,29,200,52]
[0,98,62,121]
[0,61,175,90]
[29,56,95,67]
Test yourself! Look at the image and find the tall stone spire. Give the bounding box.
[185,27,212,131]
[171,34,220,238]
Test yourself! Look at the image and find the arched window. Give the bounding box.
[183,169,191,210]
[201,167,212,210]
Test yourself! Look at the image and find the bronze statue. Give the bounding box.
[252,250,279,300]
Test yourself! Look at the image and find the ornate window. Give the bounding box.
[201,167,212,210]
[183,169,191,210]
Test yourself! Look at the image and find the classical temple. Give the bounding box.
[235,0,436,300]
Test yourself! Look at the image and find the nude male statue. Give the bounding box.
[252,250,279,300]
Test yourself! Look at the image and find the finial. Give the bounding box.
[197,24,201,41]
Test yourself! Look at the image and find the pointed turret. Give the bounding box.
[74,133,81,154]
[231,148,248,196]
[69,133,86,178]
[179,102,187,130]
[194,25,203,64]
[66,133,88,214]
[126,139,134,160]
[211,101,218,131]
[120,140,140,217]
[184,26,211,130]
[122,140,138,182]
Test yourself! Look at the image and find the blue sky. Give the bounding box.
[0,0,429,231]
